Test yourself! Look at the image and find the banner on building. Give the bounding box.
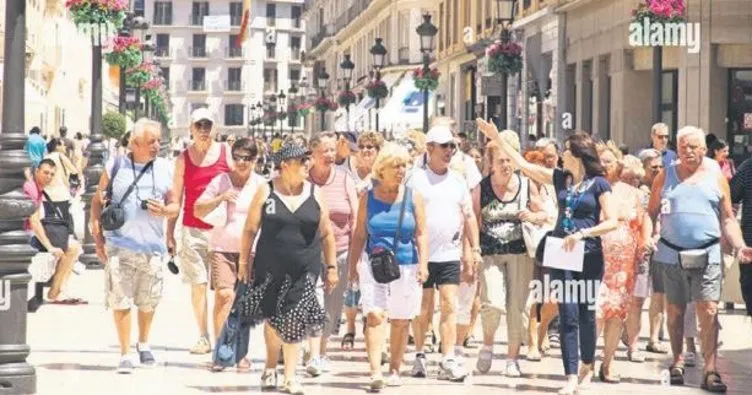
[204,15,231,32]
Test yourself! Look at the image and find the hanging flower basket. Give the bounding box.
[338,90,357,106]
[104,36,142,69]
[276,112,287,121]
[315,97,338,113]
[142,78,162,95]
[632,0,686,25]
[413,67,440,91]
[263,111,277,126]
[486,40,523,76]
[65,0,127,29]
[126,63,151,87]
[297,102,313,117]
[366,80,388,100]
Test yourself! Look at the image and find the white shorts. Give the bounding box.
[457,281,477,325]
[359,259,421,320]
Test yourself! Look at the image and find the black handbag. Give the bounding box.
[369,187,410,284]
[100,157,154,231]
[40,192,73,251]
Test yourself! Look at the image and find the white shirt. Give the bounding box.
[407,166,472,262]
[413,151,482,190]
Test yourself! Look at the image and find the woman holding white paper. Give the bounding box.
[194,138,263,371]
[476,119,618,395]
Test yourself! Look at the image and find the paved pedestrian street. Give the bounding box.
[27,268,752,395]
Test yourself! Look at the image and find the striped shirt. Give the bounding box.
[730,158,752,245]
[309,167,355,252]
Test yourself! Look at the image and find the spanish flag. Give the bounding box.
[235,0,252,48]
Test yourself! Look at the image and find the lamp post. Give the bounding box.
[495,0,517,130]
[269,95,277,135]
[118,10,136,114]
[340,54,355,132]
[318,67,330,132]
[0,0,37,391]
[288,84,298,134]
[132,24,151,119]
[416,14,438,134]
[370,38,387,132]
[277,89,286,134]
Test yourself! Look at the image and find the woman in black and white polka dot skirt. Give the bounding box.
[239,142,339,395]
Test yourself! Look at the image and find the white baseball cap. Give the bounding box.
[191,107,214,124]
[426,125,454,144]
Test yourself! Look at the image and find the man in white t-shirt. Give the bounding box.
[407,124,483,382]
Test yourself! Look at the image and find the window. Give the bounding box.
[225,104,244,126]
[476,0,483,33]
[264,68,277,92]
[661,70,678,142]
[190,103,206,113]
[266,4,276,26]
[191,68,206,90]
[227,68,242,90]
[155,34,170,57]
[191,1,209,25]
[160,67,170,88]
[153,1,172,25]
[290,36,301,60]
[192,34,206,57]
[452,0,459,46]
[228,34,242,57]
[485,0,492,28]
[230,2,243,26]
[292,6,302,28]
[438,2,444,52]
[266,45,275,59]
[289,68,301,83]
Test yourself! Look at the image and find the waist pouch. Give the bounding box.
[660,237,718,271]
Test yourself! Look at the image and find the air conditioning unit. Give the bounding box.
[265,29,276,45]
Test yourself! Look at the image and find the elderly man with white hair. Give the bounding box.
[648,125,752,393]
[91,118,180,373]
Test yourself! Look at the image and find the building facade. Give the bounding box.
[0,0,116,138]
[145,0,306,138]
[303,0,438,136]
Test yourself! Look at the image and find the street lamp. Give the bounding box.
[288,84,299,133]
[495,0,517,129]
[0,0,37,391]
[340,54,355,132]
[277,89,287,134]
[131,19,150,119]
[370,38,387,131]
[416,14,438,134]
[318,67,330,132]
[268,94,277,135]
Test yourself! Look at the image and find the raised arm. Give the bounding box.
[476,118,554,186]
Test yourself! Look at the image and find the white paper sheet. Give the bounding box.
[542,236,585,272]
[633,272,649,298]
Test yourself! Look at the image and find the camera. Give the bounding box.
[140,200,150,210]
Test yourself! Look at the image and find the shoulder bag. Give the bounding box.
[40,191,73,251]
[369,188,410,284]
[100,156,155,231]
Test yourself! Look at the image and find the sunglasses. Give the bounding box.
[655,135,669,140]
[358,144,377,150]
[650,164,664,170]
[233,154,255,162]
[439,142,457,150]
[194,121,212,130]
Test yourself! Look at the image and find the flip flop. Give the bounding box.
[48,298,88,305]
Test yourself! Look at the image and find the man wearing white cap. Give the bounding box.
[407,124,483,382]
[167,108,233,354]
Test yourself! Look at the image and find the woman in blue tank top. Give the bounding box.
[348,143,428,390]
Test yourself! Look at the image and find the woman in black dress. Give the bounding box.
[239,142,338,395]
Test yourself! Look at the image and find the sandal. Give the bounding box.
[646,342,668,354]
[598,364,621,383]
[701,371,728,393]
[341,333,355,350]
[237,357,252,372]
[627,349,646,363]
[669,365,685,386]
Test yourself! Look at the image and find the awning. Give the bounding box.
[334,72,403,132]
[378,75,435,135]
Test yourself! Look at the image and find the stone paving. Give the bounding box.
[25,266,752,395]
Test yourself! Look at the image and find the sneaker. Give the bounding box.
[411,353,428,378]
[116,355,135,374]
[438,357,467,382]
[306,356,324,377]
[369,375,386,392]
[476,347,493,374]
[283,379,305,395]
[386,371,401,387]
[504,359,522,377]
[189,336,211,355]
[136,344,156,368]
[320,356,331,373]
[260,369,277,391]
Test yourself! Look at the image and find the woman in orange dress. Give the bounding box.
[596,143,652,383]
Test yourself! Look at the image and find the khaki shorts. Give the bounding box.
[211,251,239,291]
[104,246,164,312]
[179,227,211,285]
[660,261,723,305]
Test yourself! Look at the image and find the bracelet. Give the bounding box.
[326,265,336,270]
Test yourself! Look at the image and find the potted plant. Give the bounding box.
[486,40,523,76]
[366,79,388,100]
[413,67,440,91]
[297,102,313,117]
[104,36,142,69]
[65,0,127,28]
[632,0,686,24]
[315,97,337,112]
[337,90,357,106]
[125,62,152,87]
